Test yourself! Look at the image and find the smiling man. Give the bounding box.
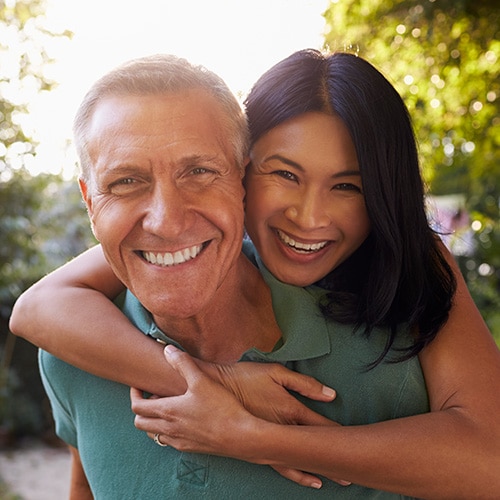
[78,87,262,358]
[37,54,298,498]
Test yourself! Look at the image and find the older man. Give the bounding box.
[36,55,339,499]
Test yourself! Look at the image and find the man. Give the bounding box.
[37,54,338,499]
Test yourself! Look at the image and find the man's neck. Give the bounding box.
[153,254,282,363]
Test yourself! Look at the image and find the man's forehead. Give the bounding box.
[87,91,240,177]
[89,91,226,140]
[93,88,219,116]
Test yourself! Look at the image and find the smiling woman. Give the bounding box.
[245,111,370,287]
[10,49,500,499]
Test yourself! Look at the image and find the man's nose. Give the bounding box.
[142,182,192,238]
[284,190,331,230]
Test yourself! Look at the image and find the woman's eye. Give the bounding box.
[274,170,297,181]
[333,182,362,193]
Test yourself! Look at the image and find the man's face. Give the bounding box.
[80,89,245,320]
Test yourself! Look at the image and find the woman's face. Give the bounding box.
[245,112,371,287]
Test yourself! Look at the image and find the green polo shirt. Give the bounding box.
[39,242,427,499]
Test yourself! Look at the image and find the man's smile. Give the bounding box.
[142,242,208,267]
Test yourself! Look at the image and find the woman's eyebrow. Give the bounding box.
[332,170,361,178]
[264,154,304,171]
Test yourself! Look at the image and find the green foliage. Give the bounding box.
[0,335,43,438]
[460,214,500,345]
[0,171,94,440]
[0,0,72,175]
[323,0,500,344]
[324,0,499,191]
[0,0,88,443]
[0,171,95,316]
[0,478,21,500]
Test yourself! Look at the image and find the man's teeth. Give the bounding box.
[143,244,203,267]
[278,230,328,253]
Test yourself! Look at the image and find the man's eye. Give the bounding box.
[115,178,135,185]
[190,167,215,176]
[108,177,141,194]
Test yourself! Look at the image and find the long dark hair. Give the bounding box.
[244,49,457,364]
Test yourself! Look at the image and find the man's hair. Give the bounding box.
[73,53,249,181]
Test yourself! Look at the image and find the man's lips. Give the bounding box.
[276,229,329,254]
[142,242,208,267]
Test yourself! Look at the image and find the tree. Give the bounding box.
[323,0,500,343]
[1,0,64,177]
[0,0,82,306]
[0,0,91,443]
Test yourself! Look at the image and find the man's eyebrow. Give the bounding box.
[180,153,223,165]
[264,154,361,178]
[99,164,143,175]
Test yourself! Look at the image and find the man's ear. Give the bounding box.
[78,177,98,240]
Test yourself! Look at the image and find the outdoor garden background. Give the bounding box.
[0,0,499,473]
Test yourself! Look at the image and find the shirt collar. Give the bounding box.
[242,245,331,363]
[121,242,331,363]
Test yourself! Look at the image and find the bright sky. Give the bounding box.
[27,0,329,177]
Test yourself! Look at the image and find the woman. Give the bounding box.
[10,50,500,497]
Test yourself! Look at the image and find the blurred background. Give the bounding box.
[0,0,499,476]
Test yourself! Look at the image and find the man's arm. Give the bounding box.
[69,446,93,500]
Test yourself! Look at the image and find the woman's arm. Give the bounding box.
[9,245,336,416]
[132,247,500,498]
[9,245,184,395]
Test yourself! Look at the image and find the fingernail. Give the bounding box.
[339,480,352,486]
[311,481,322,489]
[322,386,336,399]
[165,344,178,355]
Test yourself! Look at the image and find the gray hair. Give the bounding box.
[73,54,249,181]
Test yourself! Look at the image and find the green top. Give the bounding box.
[39,241,428,499]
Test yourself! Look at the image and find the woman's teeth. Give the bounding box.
[277,230,328,253]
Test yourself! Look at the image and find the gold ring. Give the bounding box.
[153,433,168,447]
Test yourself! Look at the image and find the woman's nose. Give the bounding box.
[284,192,331,230]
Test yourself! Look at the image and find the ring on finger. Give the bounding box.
[153,433,168,447]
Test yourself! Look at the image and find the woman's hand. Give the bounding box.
[205,357,337,426]
[131,345,349,489]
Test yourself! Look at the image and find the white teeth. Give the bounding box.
[277,230,328,253]
[143,244,203,267]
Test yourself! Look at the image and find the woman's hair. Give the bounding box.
[244,49,457,364]
[73,54,249,183]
